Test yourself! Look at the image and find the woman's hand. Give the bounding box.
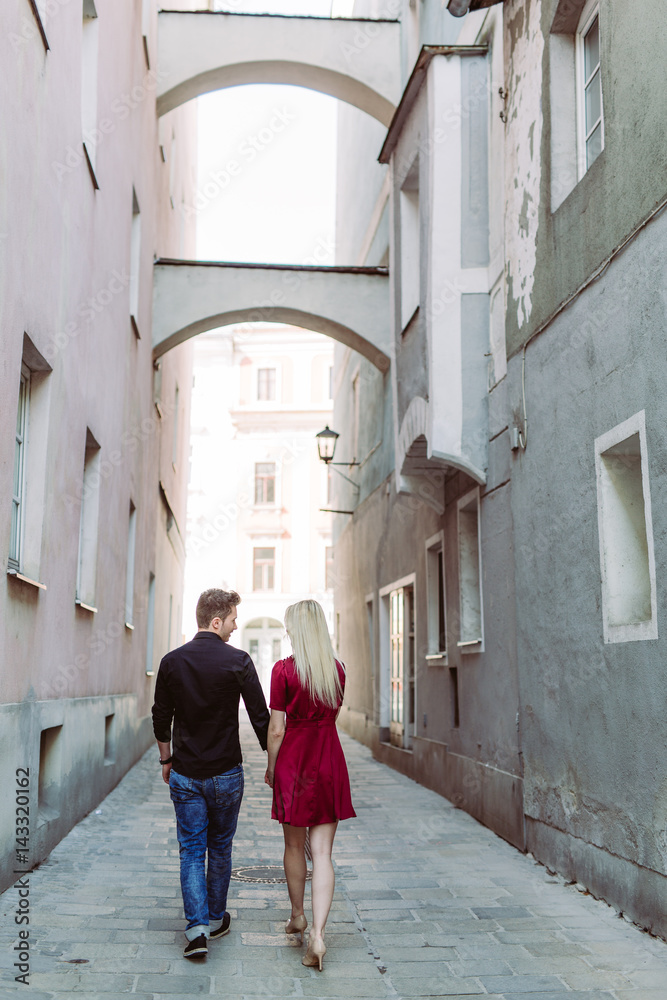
[264,768,274,788]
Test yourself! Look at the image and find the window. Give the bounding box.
[272,638,282,661]
[141,0,151,67]
[172,384,179,466]
[81,1,99,176]
[257,368,276,401]
[167,594,173,651]
[9,366,29,572]
[249,638,259,660]
[253,547,275,591]
[399,156,420,330]
[254,462,276,504]
[125,502,137,627]
[130,188,141,336]
[577,3,603,175]
[104,714,116,765]
[425,532,447,658]
[595,411,657,643]
[457,489,483,651]
[8,337,52,584]
[325,546,334,590]
[449,667,460,728]
[76,430,101,611]
[388,584,415,749]
[145,572,156,675]
[39,725,63,824]
[351,369,360,461]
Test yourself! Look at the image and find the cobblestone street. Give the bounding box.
[1,725,666,1000]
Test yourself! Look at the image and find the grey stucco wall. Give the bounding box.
[504,0,667,357]
[507,207,667,935]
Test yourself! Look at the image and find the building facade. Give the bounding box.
[333,0,667,937]
[0,0,199,893]
[183,324,334,693]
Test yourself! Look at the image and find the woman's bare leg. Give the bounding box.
[308,821,338,940]
[282,823,307,918]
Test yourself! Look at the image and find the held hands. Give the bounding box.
[264,768,274,789]
[161,762,172,785]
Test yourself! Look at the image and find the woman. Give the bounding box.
[264,600,356,971]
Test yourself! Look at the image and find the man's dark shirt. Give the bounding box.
[152,631,269,778]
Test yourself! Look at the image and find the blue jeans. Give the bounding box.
[169,764,244,940]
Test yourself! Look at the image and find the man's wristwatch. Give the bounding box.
[159,756,173,765]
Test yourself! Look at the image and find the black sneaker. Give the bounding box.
[183,934,208,959]
[209,913,231,940]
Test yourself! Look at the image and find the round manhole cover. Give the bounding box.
[231,865,312,884]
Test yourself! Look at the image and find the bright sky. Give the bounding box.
[196,0,355,265]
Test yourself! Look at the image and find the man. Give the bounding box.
[152,588,269,959]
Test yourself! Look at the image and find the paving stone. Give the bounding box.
[390,976,484,995]
[479,974,568,992]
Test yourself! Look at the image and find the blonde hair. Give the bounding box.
[284,600,342,709]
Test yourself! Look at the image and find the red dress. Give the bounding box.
[270,657,356,826]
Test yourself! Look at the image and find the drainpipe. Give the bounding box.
[447,0,471,15]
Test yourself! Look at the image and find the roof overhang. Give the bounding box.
[379,44,488,164]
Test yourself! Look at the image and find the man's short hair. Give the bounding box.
[196,589,241,629]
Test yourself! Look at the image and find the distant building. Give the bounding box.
[184,324,334,693]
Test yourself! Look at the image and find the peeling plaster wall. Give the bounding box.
[504,0,544,332]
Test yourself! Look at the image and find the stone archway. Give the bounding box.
[152,260,391,372]
[156,11,401,126]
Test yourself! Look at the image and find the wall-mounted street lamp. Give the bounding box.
[316,425,359,514]
[315,426,359,467]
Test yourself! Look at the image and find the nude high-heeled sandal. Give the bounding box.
[302,934,326,971]
[285,913,307,944]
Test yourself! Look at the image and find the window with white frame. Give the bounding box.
[257,367,276,401]
[81,1,99,172]
[254,462,276,504]
[595,411,657,643]
[577,1,603,176]
[253,547,275,591]
[76,429,101,611]
[379,577,416,750]
[124,501,137,627]
[457,489,484,651]
[9,365,30,573]
[425,532,447,658]
[9,339,53,584]
[145,572,156,674]
[129,188,141,336]
[172,384,179,466]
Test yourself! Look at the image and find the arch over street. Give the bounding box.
[156,11,401,125]
[152,260,391,371]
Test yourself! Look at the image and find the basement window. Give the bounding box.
[104,713,116,765]
[595,411,657,643]
[39,725,63,824]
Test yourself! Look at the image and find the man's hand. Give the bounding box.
[264,768,274,789]
[162,762,172,785]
